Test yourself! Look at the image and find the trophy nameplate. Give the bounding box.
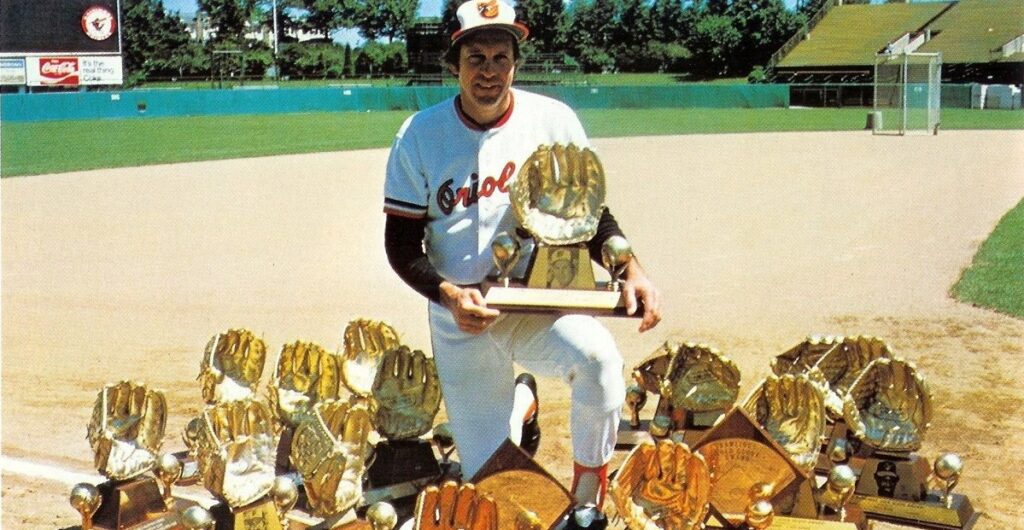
[93,478,184,530]
[705,516,860,529]
[472,439,574,530]
[853,493,979,529]
[482,144,640,317]
[695,408,816,528]
[209,498,285,530]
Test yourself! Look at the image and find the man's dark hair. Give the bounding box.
[442,29,522,70]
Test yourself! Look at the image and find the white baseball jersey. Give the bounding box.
[383,87,591,286]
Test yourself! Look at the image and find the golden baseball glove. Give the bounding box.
[198,328,267,404]
[609,439,711,530]
[342,319,401,397]
[771,335,841,377]
[414,482,498,530]
[290,399,373,517]
[815,335,892,419]
[87,381,167,480]
[632,341,677,395]
[743,374,826,474]
[268,340,345,426]
[843,358,932,453]
[660,343,740,413]
[193,399,278,508]
[510,143,606,245]
[371,346,442,440]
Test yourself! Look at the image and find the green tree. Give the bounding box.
[121,0,192,84]
[567,0,617,69]
[648,0,691,43]
[516,0,567,53]
[197,0,258,43]
[687,14,742,76]
[358,0,419,42]
[725,0,803,74]
[300,0,359,39]
[440,0,462,35]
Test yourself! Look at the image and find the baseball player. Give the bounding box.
[382,0,661,517]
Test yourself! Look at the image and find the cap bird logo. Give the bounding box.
[477,0,499,18]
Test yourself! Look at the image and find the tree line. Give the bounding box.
[125,0,823,85]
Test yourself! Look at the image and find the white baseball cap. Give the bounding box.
[451,0,530,44]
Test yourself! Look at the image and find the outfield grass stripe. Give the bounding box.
[3,108,1022,177]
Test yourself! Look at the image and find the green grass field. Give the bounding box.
[2,107,1022,177]
[951,199,1024,318]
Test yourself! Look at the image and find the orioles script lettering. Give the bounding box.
[436,161,515,215]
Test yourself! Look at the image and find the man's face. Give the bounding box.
[450,32,516,112]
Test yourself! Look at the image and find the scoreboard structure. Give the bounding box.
[0,0,123,88]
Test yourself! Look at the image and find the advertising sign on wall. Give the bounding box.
[26,55,122,86]
[0,57,26,85]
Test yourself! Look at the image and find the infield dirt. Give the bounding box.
[3,130,1022,528]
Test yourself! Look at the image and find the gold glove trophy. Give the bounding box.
[619,342,740,449]
[74,380,194,530]
[482,144,638,316]
[609,439,712,530]
[192,398,298,529]
[364,344,446,508]
[843,358,979,529]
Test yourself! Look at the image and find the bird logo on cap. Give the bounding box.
[477,0,499,18]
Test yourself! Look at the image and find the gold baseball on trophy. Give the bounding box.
[366,501,399,530]
[625,384,647,428]
[819,464,857,520]
[69,483,102,530]
[271,476,299,522]
[492,232,521,287]
[745,499,774,530]
[650,415,671,438]
[934,452,963,507]
[155,453,183,508]
[749,481,774,502]
[181,505,215,529]
[600,235,632,290]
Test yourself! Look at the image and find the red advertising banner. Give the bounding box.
[37,56,79,85]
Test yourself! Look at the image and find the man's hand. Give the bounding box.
[622,260,661,332]
[440,282,500,334]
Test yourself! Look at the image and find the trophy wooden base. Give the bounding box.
[471,439,574,530]
[853,492,980,529]
[209,498,285,530]
[94,477,183,530]
[483,283,638,317]
[707,515,860,529]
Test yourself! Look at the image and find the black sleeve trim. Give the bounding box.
[587,207,628,264]
[384,214,445,303]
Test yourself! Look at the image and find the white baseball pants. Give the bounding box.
[428,302,626,478]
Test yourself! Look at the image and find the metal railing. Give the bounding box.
[764,0,841,78]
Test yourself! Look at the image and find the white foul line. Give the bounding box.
[0,455,217,507]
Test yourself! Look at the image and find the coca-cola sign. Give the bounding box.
[38,57,80,85]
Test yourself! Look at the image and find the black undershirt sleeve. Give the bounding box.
[587,207,627,264]
[384,214,445,303]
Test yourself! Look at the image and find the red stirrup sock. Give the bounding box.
[571,462,609,510]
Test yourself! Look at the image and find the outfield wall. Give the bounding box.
[0,85,789,122]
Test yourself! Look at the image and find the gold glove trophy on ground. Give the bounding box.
[482,143,638,316]
[843,358,979,529]
[72,380,195,530]
[618,341,741,449]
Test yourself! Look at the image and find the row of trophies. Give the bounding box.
[612,335,979,530]
[68,327,980,530]
[71,320,455,530]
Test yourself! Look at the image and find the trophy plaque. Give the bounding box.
[694,407,816,528]
[482,144,639,316]
[471,439,575,530]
